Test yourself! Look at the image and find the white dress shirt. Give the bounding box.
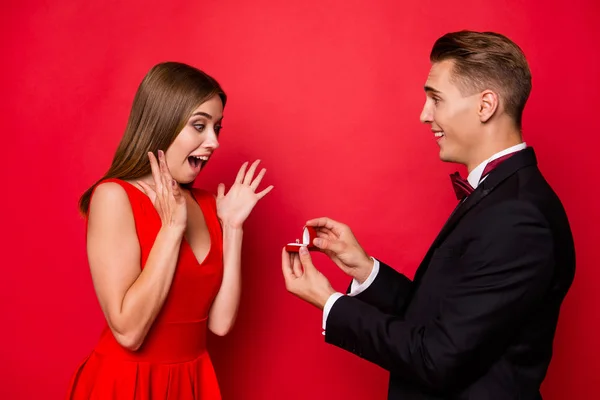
[322,142,528,334]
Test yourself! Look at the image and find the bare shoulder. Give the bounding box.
[89,181,133,217]
[90,181,130,205]
[87,181,138,237]
[86,180,141,276]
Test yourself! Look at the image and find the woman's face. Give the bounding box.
[165,95,224,184]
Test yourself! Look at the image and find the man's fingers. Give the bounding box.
[306,217,345,236]
[298,246,316,272]
[316,229,336,240]
[305,217,334,228]
[281,247,297,281]
[291,254,303,277]
[312,237,344,254]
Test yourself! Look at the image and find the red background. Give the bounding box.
[2,0,598,399]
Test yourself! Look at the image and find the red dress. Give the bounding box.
[67,179,224,399]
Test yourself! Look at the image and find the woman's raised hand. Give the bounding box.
[216,160,274,228]
[137,150,187,231]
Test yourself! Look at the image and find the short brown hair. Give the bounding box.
[430,30,531,129]
[78,62,227,216]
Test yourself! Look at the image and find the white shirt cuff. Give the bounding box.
[349,257,379,296]
[321,258,380,335]
[322,292,344,334]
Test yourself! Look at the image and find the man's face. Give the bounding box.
[420,60,483,168]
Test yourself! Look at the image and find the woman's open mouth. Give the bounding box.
[188,155,209,170]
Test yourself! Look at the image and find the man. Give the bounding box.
[282,30,575,399]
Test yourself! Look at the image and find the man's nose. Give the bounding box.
[419,101,433,124]
[420,103,433,124]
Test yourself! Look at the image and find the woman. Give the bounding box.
[67,62,273,399]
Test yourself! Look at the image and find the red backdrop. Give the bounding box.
[2,0,598,399]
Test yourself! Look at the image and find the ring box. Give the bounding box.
[285,226,318,253]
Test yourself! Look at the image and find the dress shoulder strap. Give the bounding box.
[89,178,147,218]
[191,188,222,249]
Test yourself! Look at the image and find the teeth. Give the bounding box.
[193,156,209,161]
[434,132,444,138]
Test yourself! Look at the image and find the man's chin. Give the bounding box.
[438,149,452,162]
[439,150,460,164]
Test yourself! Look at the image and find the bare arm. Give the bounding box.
[207,225,243,336]
[207,160,273,336]
[87,150,187,350]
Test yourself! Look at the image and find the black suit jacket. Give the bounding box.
[325,148,575,399]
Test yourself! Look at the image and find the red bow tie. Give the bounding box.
[450,153,516,201]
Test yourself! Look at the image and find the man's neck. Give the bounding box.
[466,128,523,173]
[465,141,527,189]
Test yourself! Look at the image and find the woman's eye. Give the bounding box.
[215,125,223,134]
[194,124,205,132]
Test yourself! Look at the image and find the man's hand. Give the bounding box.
[306,217,373,284]
[282,246,336,309]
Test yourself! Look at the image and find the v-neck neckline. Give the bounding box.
[119,179,214,266]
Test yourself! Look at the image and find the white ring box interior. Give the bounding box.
[285,226,317,252]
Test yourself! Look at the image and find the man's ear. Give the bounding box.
[479,90,499,123]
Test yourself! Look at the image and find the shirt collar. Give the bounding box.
[467,142,527,189]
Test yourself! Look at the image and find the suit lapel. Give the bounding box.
[410,147,538,287]
[432,184,487,247]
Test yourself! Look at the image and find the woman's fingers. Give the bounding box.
[158,150,174,179]
[257,185,274,199]
[137,180,156,203]
[148,152,162,191]
[250,168,267,190]
[158,150,173,196]
[172,179,185,201]
[243,159,261,185]
[147,150,185,205]
[217,183,225,199]
[235,162,249,184]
